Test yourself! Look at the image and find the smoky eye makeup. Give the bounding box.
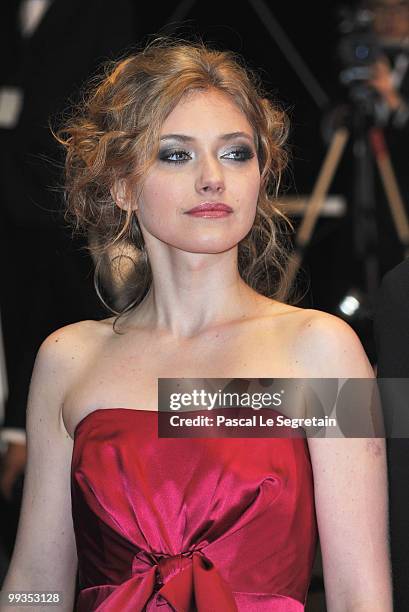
[158,147,192,164]
[223,144,256,161]
[158,143,256,164]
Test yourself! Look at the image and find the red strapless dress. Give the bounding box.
[71,408,318,611]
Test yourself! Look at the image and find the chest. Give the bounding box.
[64,318,305,434]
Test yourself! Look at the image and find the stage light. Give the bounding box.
[337,288,367,320]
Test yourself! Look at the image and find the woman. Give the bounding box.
[1,38,392,611]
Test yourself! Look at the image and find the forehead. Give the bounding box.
[160,89,253,136]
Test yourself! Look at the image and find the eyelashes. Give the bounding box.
[158,146,255,165]
[158,149,191,164]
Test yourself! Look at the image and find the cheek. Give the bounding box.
[249,173,261,202]
[236,170,260,215]
[138,175,185,222]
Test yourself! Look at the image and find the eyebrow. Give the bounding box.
[159,131,255,143]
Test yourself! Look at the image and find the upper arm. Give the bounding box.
[296,312,392,610]
[1,325,85,611]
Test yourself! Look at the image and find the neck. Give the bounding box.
[125,248,265,339]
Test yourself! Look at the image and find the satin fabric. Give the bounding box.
[71,408,318,611]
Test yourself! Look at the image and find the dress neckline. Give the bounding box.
[74,407,157,438]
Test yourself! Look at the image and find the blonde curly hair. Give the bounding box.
[54,36,296,332]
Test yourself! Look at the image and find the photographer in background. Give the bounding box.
[364,0,409,274]
[329,0,409,284]
[367,0,409,124]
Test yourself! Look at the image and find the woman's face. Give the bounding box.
[134,88,261,254]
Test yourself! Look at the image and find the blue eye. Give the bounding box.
[158,145,255,165]
[223,146,255,162]
[159,149,191,164]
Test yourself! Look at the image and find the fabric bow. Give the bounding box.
[93,548,238,611]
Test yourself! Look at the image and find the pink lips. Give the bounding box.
[185,202,233,218]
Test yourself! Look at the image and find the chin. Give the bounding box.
[177,241,238,255]
[148,224,252,254]
[176,231,250,254]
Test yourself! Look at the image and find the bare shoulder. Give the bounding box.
[286,307,374,378]
[37,318,113,400]
[39,318,109,360]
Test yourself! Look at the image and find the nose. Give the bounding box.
[195,154,225,195]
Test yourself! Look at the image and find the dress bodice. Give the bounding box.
[71,408,318,611]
